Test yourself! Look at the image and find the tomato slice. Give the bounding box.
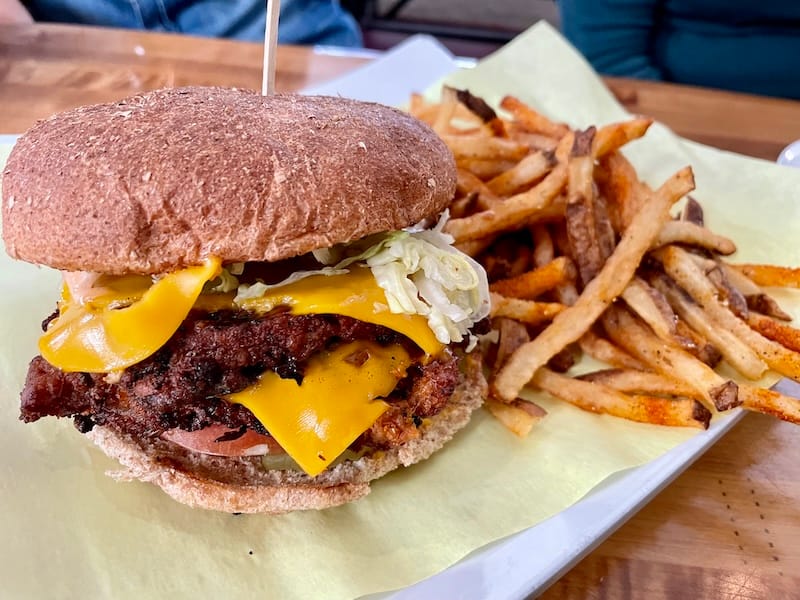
[161,425,285,457]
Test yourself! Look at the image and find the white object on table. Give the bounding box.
[303,35,463,106]
[777,139,800,167]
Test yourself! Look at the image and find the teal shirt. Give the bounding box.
[559,0,800,99]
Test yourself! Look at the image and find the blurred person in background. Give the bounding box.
[0,0,363,47]
[558,0,800,100]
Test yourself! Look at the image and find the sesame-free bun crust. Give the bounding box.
[2,87,456,274]
[85,352,487,514]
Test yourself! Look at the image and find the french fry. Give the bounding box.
[746,294,792,321]
[680,196,705,225]
[730,264,800,288]
[533,367,711,429]
[487,150,556,196]
[494,316,531,369]
[485,398,547,436]
[454,237,494,258]
[657,245,800,381]
[457,157,518,180]
[489,285,539,426]
[578,330,648,370]
[591,117,653,158]
[489,293,565,326]
[507,129,559,153]
[593,194,617,263]
[407,94,441,127]
[432,85,459,134]
[444,134,528,161]
[718,260,761,295]
[717,261,793,319]
[566,127,604,284]
[579,369,705,402]
[456,169,503,211]
[449,191,479,219]
[493,166,695,402]
[747,312,800,354]
[623,275,721,365]
[601,304,739,411]
[481,237,531,280]
[428,84,800,436]
[653,221,736,255]
[597,151,651,232]
[649,271,766,378]
[499,95,569,139]
[531,224,555,267]
[445,132,573,242]
[535,223,580,306]
[706,264,749,318]
[620,277,676,342]
[454,88,499,124]
[674,318,723,367]
[739,385,800,424]
[489,256,576,299]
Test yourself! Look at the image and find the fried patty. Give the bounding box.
[21,310,459,450]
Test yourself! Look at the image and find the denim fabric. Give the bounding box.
[25,0,363,46]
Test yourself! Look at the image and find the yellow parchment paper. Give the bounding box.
[1,22,799,600]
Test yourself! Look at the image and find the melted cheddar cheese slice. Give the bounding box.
[40,257,221,373]
[226,341,411,476]
[236,266,443,357]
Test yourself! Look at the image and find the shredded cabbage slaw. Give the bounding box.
[232,212,490,347]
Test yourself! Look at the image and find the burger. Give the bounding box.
[1,87,490,513]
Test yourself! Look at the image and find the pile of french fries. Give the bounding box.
[410,86,800,436]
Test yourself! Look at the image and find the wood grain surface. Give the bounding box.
[1,22,799,600]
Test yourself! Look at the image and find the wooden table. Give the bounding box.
[2,23,799,599]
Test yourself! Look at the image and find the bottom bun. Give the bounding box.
[85,352,487,514]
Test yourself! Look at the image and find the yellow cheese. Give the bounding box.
[225,341,411,476]
[40,257,221,373]
[40,262,444,475]
[237,266,444,357]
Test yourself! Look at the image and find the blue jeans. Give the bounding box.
[25,0,363,47]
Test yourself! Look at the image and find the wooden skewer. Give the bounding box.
[261,0,281,95]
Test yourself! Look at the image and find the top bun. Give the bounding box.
[2,87,456,274]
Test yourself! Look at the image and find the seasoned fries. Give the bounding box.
[487,150,556,196]
[489,293,565,326]
[489,256,576,299]
[534,367,711,429]
[592,117,653,158]
[653,221,736,255]
[444,133,572,242]
[578,369,704,402]
[731,264,800,288]
[410,87,800,435]
[485,398,547,437]
[493,167,694,402]
[656,246,800,381]
[601,304,739,411]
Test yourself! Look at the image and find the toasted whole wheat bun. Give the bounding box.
[2,87,456,274]
[85,352,486,514]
